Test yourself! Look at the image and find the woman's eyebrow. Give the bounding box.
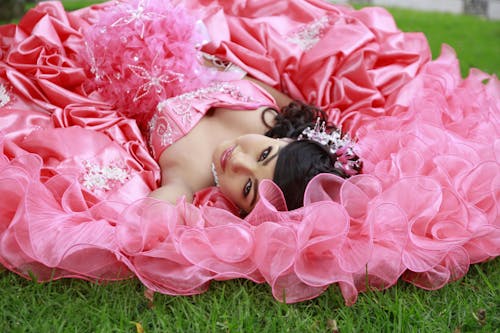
[253,146,282,206]
[262,146,282,166]
[250,178,259,207]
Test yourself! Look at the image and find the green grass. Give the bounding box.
[1,260,499,332]
[1,2,500,332]
[386,7,500,77]
[36,0,106,11]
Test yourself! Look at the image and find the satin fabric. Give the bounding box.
[0,0,498,305]
[194,0,431,134]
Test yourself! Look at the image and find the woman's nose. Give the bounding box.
[230,153,255,174]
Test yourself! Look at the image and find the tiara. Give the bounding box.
[298,118,362,176]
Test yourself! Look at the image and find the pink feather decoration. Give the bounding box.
[81,0,213,128]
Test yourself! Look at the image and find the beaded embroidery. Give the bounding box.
[81,161,129,192]
[128,64,184,102]
[158,82,251,124]
[0,83,11,108]
[286,16,332,51]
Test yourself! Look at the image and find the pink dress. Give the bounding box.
[0,0,498,305]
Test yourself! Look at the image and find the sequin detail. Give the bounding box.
[286,16,332,51]
[0,83,11,108]
[81,161,129,192]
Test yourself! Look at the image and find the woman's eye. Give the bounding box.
[243,179,252,197]
[258,146,272,162]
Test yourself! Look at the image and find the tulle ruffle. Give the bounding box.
[0,0,499,306]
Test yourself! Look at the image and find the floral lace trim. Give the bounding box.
[148,111,174,147]
[158,81,252,122]
[0,83,11,108]
[286,16,333,51]
[81,161,129,192]
[148,82,252,151]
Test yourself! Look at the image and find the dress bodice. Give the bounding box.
[147,79,278,160]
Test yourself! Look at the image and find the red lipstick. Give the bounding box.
[220,145,235,172]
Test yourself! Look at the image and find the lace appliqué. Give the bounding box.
[0,83,11,108]
[286,16,333,51]
[149,82,252,150]
[147,111,173,147]
[81,161,129,192]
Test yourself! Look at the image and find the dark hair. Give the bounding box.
[264,101,362,210]
[263,100,327,139]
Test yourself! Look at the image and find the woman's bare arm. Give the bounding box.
[148,180,194,204]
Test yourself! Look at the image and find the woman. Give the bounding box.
[78,0,361,213]
[146,78,360,213]
[150,94,361,212]
[145,77,296,211]
[0,0,498,305]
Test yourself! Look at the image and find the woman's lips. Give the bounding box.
[220,145,236,172]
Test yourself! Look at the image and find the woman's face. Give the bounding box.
[212,134,288,213]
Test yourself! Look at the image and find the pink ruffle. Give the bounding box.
[0,1,499,306]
